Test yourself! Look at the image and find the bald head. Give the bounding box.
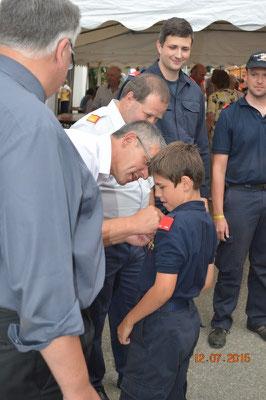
[190,64,207,86]
[106,66,121,88]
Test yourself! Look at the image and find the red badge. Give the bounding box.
[158,216,174,231]
[222,103,230,110]
[86,114,100,123]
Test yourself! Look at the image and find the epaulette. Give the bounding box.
[222,103,231,110]
[86,114,100,123]
[158,216,174,231]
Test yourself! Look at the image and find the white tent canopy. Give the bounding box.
[71,0,266,68]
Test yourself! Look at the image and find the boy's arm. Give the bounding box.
[200,263,215,292]
[117,272,177,345]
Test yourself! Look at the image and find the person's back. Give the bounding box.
[118,142,217,400]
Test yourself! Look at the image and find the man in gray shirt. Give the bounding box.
[0,1,103,399]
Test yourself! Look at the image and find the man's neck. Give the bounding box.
[246,92,266,117]
[158,59,180,82]
[109,82,119,93]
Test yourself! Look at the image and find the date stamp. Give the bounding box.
[194,353,251,363]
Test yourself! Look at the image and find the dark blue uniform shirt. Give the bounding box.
[145,61,210,198]
[212,96,266,184]
[138,201,218,299]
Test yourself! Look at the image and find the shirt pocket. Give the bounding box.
[181,100,200,140]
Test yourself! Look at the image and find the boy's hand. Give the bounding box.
[117,318,134,345]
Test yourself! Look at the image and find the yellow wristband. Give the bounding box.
[213,215,225,219]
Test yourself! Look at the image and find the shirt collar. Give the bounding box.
[97,134,112,178]
[0,55,46,103]
[171,200,206,214]
[106,99,125,129]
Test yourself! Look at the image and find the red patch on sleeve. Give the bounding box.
[158,216,174,231]
[222,103,230,110]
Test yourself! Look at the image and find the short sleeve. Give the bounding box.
[154,228,187,274]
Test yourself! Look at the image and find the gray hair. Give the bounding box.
[121,73,170,105]
[112,121,166,150]
[0,0,80,58]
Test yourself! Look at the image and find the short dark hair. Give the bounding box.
[211,70,229,90]
[148,141,204,189]
[158,18,194,46]
[121,73,170,105]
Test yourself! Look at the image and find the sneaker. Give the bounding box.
[208,328,228,348]
[95,386,110,400]
[247,324,266,341]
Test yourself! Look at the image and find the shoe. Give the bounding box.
[247,324,266,341]
[117,375,123,389]
[208,328,228,348]
[95,386,110,400]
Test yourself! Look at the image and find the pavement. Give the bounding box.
[101,259,266,400]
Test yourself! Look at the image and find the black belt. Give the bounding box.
[227,183,266,191]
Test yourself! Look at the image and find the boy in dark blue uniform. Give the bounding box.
[117,142,218,400]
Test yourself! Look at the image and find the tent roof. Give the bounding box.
[71,1,266,68]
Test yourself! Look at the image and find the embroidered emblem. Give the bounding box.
[87,114,100,123]
[158,216,174,231]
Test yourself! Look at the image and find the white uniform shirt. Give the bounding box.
[66,130,112,186]
[70,100,153,219]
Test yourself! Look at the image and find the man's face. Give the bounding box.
[106,67,121,86]
[113,133,161,185]
[157,35,192,75]
[124,93,168,124]
[246,68,266,98]
[153,174,185,212]
[191,66,207,85]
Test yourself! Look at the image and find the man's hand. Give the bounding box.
[126,234,153,247]
[117,318,134,345]
[215,217,229,241]
[131,206,164,235]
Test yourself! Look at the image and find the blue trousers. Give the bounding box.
[120,300,200,400]
[211,187,266,330]
[88,243,145,387]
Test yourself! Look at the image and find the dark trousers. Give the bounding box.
[120,300,200,400]
[60,101,69,114]
[0,308,94,400]
[211,187,266,330]
[88,243,144,387]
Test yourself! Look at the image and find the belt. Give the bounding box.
[158,299,189,312]
[227,183,266,191]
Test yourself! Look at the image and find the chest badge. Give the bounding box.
[87,114,100,123]
[158,216,174,231]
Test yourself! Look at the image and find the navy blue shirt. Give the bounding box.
[0,55,105,352]
[212,96,266,185]
[145,61,210,198]
[138,201,218,300]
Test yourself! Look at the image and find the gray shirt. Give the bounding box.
[0,55,105,352]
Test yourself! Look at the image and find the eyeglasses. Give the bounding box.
[68,40,75,70]
[136,136,153,161]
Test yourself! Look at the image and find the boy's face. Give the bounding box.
[153,173,185,212]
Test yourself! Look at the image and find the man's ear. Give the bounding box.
[54,38,69,68]
[121,131,137,148]
[156,40,162,55]
[124,91,135,105]
[181,176,193,191]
